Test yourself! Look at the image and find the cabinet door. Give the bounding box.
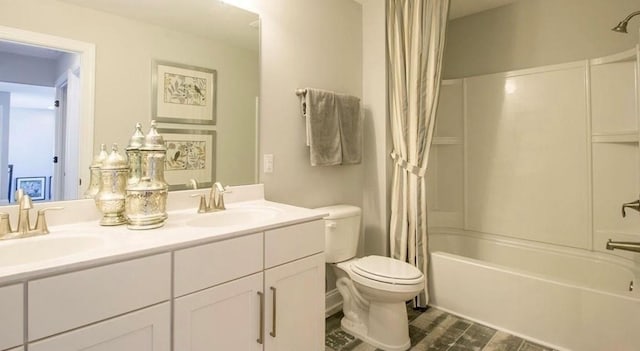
[174,272,263,351]
[29,303,170,351]
[264,253,325,351]
[0,284,23,351]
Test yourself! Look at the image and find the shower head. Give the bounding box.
[612,10,640,33]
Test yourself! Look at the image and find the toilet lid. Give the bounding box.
[351,256,423,285]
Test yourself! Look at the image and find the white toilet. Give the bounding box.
[319,204,425,351]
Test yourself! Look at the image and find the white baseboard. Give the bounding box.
[325,288,343,318]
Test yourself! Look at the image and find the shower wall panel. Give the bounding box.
[464,64,590,248]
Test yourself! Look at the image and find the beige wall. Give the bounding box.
[444,0,640,78]
[252,0,364,210]
[360,0,389,257]
[0,0,258,186]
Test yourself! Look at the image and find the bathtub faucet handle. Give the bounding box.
[621,199,640,217]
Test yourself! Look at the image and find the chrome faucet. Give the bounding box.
[0,189,63,240]
[606,239,640,253]
[192,182,229,213]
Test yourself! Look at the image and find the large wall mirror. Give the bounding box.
[0,0,259,205]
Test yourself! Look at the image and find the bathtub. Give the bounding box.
[428,229,640,351]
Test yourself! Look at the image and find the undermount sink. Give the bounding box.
[0,235,105,267]
[187,207,282,228]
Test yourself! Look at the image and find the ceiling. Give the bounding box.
[56,0,259,51]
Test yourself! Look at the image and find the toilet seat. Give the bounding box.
[351,256,424,285]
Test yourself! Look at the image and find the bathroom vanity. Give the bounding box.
[0,185,326,351]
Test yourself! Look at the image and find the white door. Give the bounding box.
[264,253,325,351]
[63,69,80,199]
[174,272,264,351]
[29,303,170,351]
[53,82,66,201]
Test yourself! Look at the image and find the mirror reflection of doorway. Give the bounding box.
[0,41,79,204]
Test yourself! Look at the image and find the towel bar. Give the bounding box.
[295,88,307,96]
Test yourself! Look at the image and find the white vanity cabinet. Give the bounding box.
[27,253,171,350]
[264,253,325,351]
[174,273,264,350]
[0,284,23,351]
[264,221,325,351]
[174,220,325,351]
[0,206,325,351]
[173,232,264,350]
[29,303,170,351]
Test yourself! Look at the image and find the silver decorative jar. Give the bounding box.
[126,122,145,186]
[95,144,129,226]
[125,121,169,230]
[84,144,108,199]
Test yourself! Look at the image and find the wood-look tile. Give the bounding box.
[326,306,558,351]
[482,331,524,351]
[326,329,358,350]
[448,324,496,351]
[409,314,460,351]
[518,341,556,351]
[410,307,447,332]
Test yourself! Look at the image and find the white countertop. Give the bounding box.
[0,184,328,286]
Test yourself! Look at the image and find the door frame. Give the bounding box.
[0,26,95,198]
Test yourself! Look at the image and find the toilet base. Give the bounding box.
[341,301,411,351]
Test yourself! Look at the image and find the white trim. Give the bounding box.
[584,61,594,251]
[325,288,343,318]
[0,25,95,197]
[589,47,637,66]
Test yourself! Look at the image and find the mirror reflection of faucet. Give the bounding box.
[0,189,63,240]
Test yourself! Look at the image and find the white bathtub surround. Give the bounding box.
[386,0,450,308]
[428,230,640,351]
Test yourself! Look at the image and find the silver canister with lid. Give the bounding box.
[126,122,145,186]
[125,120,169,229]
[84,144,109,199]
[95,143,129,226]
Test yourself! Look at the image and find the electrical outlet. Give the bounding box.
[264,154,274,173]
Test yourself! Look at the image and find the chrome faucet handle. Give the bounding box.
[191,194,208,213]
[33,207,64,234]
[621,199,640,217]
[0,213,11,237]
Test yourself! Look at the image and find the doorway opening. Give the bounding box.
[0,26,95,204]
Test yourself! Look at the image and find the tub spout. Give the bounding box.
[606,239,640,253]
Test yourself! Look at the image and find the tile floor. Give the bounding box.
[325,305,558,351]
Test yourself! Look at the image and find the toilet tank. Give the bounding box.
[316,205,361,263]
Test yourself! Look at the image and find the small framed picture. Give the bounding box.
[152,60,217,125]
[15,176,46,201]
[158,128,216,190]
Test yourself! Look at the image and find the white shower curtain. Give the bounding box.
[387,0,449,307]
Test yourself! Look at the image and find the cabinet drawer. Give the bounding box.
[29,302,170,351]
[28,253,171,341]
[174,233,263,297]
[0,284,23,351]
[265,220,324,268]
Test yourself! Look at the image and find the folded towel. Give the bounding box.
[303,88,362,166]
[305,88,342,166]
[335,93,362,164]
